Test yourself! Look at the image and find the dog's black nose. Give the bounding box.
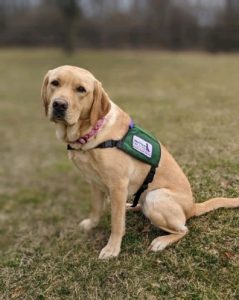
[53,100,68,111]
[52,99,68,119]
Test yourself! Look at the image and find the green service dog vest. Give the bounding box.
[96,123,161,207]
[116,125,160,167]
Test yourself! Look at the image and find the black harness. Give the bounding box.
[67,125,159,207]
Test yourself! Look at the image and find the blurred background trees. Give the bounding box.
[0,0,238,52]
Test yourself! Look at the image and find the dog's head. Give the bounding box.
[41,66,111,130]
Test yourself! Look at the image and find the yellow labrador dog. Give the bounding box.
[41,65,239,259]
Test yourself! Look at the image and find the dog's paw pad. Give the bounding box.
[98,245,120,260]
[126,203,141,211]
[149,237,169,252]
[79,218,95,231]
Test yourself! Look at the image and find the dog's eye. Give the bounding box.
[51,80,60,87]
[76,86,86,93]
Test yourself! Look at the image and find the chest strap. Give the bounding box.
[96,140,157,207]
[96,140,119,149]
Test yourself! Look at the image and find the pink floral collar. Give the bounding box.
[73,117,105,145]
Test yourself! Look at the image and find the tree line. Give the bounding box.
[0,0,238,52]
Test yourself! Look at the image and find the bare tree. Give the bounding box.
[52,0,81,52]
[0,0,238,52]
[208,0,239,51]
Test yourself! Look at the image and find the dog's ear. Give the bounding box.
[90,81,111,126]
[41,71,50,116]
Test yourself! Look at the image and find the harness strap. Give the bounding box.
[131,165,156,207]
[67,140,120,150]
[96,140,157,207]
[96,140,119,148]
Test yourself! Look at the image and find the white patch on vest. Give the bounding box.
[132,135,152,158]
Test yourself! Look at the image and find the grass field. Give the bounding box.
[0,49,239,299]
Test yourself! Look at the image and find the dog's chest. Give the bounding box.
[68,150,105,188]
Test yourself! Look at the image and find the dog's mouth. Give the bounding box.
[51,112,77,127]
[52,115,65,122]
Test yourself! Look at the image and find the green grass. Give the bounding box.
[0,48,239,299]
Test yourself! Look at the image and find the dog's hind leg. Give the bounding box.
[142,189,189,252]
[149,225,188,252]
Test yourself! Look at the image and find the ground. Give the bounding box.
[0,49,238,299]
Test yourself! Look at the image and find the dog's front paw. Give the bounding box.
[79,218,97,231]
[98,244,120,260]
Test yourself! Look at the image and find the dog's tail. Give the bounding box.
[192,197,239,217]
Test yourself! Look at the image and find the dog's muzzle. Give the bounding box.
[52,98,68,120]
